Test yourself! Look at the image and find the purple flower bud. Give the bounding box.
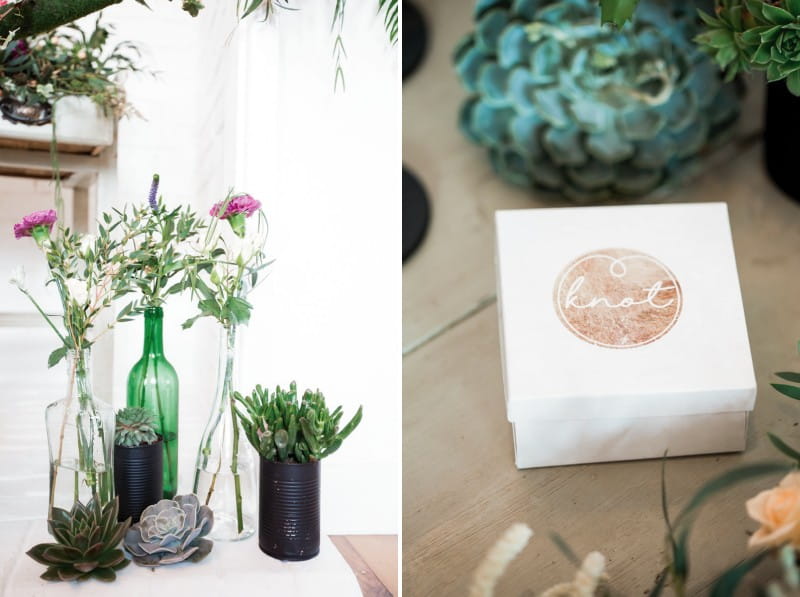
[13,209,57,240]
[209,194,261,220]
[148,174,160,211]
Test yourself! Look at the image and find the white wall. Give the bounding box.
[98,1,399,534]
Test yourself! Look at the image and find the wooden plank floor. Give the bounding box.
[403,1,800,595]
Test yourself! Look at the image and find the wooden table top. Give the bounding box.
[334,535,397,596]
[403,2,800,595]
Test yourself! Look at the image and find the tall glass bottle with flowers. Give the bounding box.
[10,210,141,518]
[183,192,271,541]
[117,175,205,499]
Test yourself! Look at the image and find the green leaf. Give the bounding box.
[787,70,800,95]
[697,9,722,27]
[599,0,640,26]
[773,383,800,400]
[226,296,252,325]
[48,346,67,368]
[763,3,795,24]
[768,432,800,462]
[776,372,800,383]
[675,461,791,526]
[709,551,770,597]
[788,0,800,17]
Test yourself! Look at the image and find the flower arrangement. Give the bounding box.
[181,191,270,331]
[114,174,206,309]
[235,382,363,463]
[0,15,144,121]
[10,209,139,365]
[598,0,800,95]
[11,208,141,513]
[185,190,271,539]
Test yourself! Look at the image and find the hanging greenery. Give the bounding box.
[0,15,145,121]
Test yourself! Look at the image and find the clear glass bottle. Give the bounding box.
[45,348,115,517]
[127,306,179,498]
[193,323,256,540]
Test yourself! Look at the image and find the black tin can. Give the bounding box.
[114,439,163,523]
[765,81,800,200]
[259,457,320,561]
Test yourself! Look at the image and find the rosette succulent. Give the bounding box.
[26,497,130,582]
[123,494,214,566]
[454,0,740,202]
[697,0,800,94]
[115,407,159,447]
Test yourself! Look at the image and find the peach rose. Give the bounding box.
[747,472,800,549]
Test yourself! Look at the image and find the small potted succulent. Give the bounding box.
[235,382,362,561]
[26,497,130,583]
[123,494,214,566]
[113,407,163,523]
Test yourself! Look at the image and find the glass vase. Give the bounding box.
[193,323,256,541]
[126,306,179,498]
[45,348,115,517]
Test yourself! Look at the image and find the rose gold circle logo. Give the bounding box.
[554,248,682,348]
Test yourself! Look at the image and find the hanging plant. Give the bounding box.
[0,15,145,125]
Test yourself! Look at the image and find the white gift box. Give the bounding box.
[494,203,756,468]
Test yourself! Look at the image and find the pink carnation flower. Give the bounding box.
[209,194,261,220]
[14,209,57,240]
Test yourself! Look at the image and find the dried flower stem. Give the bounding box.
[470,523,533,597]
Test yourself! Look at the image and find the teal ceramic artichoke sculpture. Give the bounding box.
[454,0,741,202]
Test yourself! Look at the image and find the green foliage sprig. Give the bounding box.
[113,175,206,309]
[0,15,145,118]
[234,382,363,463]
[11,216,143,368]
[180,191,272,331]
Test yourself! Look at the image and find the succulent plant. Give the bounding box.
[697,0,800,95]
[115,406,159,447]
[123,494,213,566]
[26,497,130,582]
[454,0,740,202]
[234,381,363,463]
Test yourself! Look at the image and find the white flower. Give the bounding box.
[178,236,210,258]
[64,278,89,307]
[228,229,265,263]
[78,234,95,257]
[9,266,26,291]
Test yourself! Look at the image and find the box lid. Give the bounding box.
[495,203,756,422]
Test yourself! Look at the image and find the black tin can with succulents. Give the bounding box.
[113,407,163,523]
[235,382,362,561]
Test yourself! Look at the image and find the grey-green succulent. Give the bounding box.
[26,497,130,582]
[454,0,740,202]
[115,407,158,447]
[123,494,213,566]
[234,381,363,463]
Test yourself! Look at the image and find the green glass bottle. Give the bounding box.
[126,307,178,498]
